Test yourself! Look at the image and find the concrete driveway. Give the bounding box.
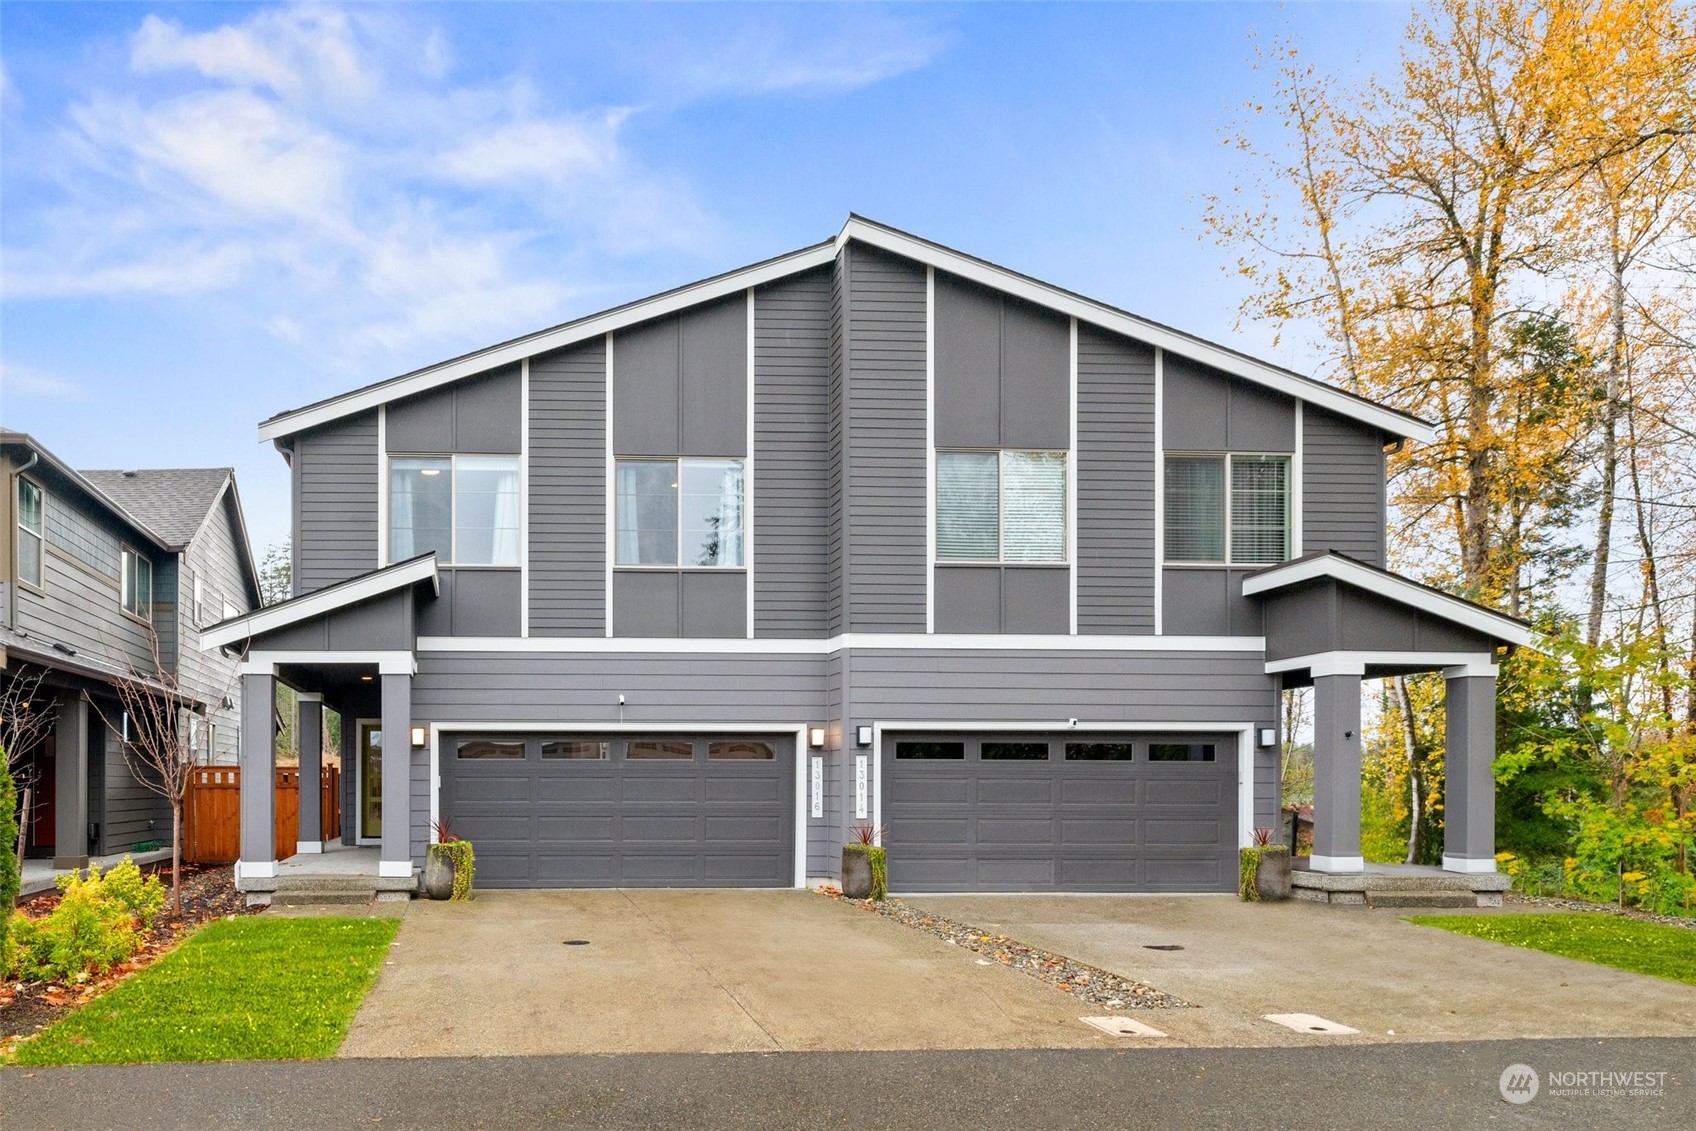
[339,889,1106,1057]
[916,894,1696,1047]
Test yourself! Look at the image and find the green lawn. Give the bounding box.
[8,917,399,1066]
[1409,912,1696,986]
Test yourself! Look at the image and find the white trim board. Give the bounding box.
[924,265,936,636]
[257,217,1431,447]
[1265,651,1499,679]
[1067,316,1079,636]
[519,358,531,638]
[604,331,616,638]
[745,288,757,641]
[241,650,417,676]
[1241,554,1534,647]
[1152,347,1165,636]
[416,633,1269,654]
[201,556,439,649]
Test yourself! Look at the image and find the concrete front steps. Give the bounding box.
[1291,861,1510,909]
[241,873,418,908]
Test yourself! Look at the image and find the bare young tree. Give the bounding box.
[86,632,238,918]
[0,663,59,773]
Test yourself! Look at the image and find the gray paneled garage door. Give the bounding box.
[440,732,795,888]
[884,732,1237,892]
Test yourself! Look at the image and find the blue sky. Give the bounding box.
[0,2,1410,555]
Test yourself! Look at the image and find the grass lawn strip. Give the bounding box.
[8,917,399,1065]
[1409,912,1696,987]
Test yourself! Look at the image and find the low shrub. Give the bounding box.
[5,857,166,983]
[0,752,19,970]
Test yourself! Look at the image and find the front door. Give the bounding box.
[358,721,382,843]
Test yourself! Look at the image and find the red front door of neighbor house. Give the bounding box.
[24,734,57,853]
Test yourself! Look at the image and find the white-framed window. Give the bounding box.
[388,455,520,566]
[1164,453,1291,565]
[615,458,745,568]
[223,600,240,621]
[191,572,203,626]
[15,475,44,589]
[936,450,1067,563]
[121,548,153,619]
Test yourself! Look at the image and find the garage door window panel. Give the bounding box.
[981,741,1049,761]
[1065,742,1136,761]
[542,739,610,760]
[626,740,694,760]
[457,739,526,759]
[708,740,776,760]
[895,741,966,760]
[1148,742,1217,762]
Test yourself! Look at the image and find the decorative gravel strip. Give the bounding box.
[1506,891,1696,931]
[827,891,1191,1010]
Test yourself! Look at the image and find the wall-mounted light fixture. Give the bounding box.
[855,725,873,748]
[360,674,373,682]
[808,726,825,748]
[1258,728,1277,748]
[410,725,426,747]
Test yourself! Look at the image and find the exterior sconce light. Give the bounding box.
[409,725,426,747]
[1258,728,1277,748]
[855,725,873,747]
[808,726,826,748]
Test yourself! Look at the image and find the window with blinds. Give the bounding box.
[937,450,1067,563]
[1163,453,1289,565]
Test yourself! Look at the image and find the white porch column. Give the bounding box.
[378,672,413,878]
[236,669,277,880]
[295,692,324,852]
[1309,667,1365,873]
[1442,663,1499,873]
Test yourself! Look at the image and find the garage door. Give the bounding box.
[441,732,795,888]
[884,732,1237,892]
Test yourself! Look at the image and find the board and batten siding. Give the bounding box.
[1301,406,1388,566]
[844,245,928,632]
[1076,325,1156,634]
[529,338,608,636]
[293,411,379,596]
[754,267,833,637]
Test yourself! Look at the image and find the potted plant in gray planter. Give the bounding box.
[841,824,887,901]
[1239,826,1291,901]
[424,818,476,901]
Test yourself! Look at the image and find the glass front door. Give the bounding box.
[359,722,383,841]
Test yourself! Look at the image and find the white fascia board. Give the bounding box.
[257,243,837,442]
[242,651,416,676]
[835,218,1434,445]
[1266,651,1498,679]
[201,556,439,650]
[415,633,1268,654]
[1240,555,1533,648]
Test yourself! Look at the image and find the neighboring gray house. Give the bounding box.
[2,432,260,867]
[205,216,1532,895]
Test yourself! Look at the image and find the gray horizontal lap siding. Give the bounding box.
[826,252,847,636]
[1302,406,1388,566]
[294,412,379,596]
[846,246,927,632]
[754,268,833,638]
[180,493,252,762]
[101,730,170,853]
[529,339,607,636]
[18,488,156,674]
[1077,326,1156,633]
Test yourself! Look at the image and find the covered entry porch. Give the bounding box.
[1244,552,1536,880]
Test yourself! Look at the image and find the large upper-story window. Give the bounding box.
[936,450,1067,563]
[16,476,43,589]
[120,548,152,619]
[616,458,744,567]
[390,455,519,566]
[1164,453,1290,565]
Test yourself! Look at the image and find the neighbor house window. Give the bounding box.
[1163,454,1290,565]
[15,476,43,588]
[936,451,1066,562]
[615,458,744,567]
[390,455,519,566]
[192,573,203,626]
[121,549,152,619]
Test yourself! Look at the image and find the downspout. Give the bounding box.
[7,448,39,631]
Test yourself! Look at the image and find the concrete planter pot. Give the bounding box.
[1251,845,1292,901]
[424,841,475,901]
[841,844,887,900]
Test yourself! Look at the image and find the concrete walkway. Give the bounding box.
[915,894,1696,1047]
[339,889,1104,1057]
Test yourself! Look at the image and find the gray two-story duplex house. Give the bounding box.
[2,432,261,867]
[205,216,1532,896]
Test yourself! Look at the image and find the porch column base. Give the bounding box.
[1308,854,1364,873]
[235,859,277,880]
[52,855,90,870]
[1442,854,1498,874]
[378,860,413,878]
[294,841,325,854]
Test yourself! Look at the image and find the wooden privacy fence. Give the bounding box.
[184,765,342,864]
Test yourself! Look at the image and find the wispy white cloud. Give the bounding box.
[1,362,89,401]
[660,11,947,99]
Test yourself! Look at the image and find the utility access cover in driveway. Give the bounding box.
[883,731,1237,891]
[441,731,795,887]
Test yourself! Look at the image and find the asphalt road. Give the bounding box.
[4,1038,1692,1130]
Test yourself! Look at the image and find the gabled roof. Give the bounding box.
[199,552,439,651]
[81,468,233,547]
[1241,550,1535,649]
[256,215,1435,445]
[1,430,171,552]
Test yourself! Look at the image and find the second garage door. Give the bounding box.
[441,732,795,888]
[884,731,1238,892]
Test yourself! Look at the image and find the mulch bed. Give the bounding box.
[1506,890,1696,931]
[2,862,259,1048]
[820,887,1190,1010]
